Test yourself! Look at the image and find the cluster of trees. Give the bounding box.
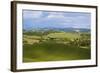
[68,33,90,47]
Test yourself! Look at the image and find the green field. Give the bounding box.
[23,31,91,62]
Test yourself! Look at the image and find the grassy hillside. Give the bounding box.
[23,31,91,62]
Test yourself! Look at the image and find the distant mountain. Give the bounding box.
[23,27,90,33]
[46,28,90,32]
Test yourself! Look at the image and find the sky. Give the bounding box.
[23,10,91,30]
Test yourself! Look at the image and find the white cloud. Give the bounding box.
[47,14,64,18]
[72,23,90,29]
[47,12,65,18]
[77,16,86,18]
[46,12,74,24]
[23,10,43,19]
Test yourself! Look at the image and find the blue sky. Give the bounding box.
[23,10,91,30]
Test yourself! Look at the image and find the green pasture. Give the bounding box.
[23,31,91,62]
